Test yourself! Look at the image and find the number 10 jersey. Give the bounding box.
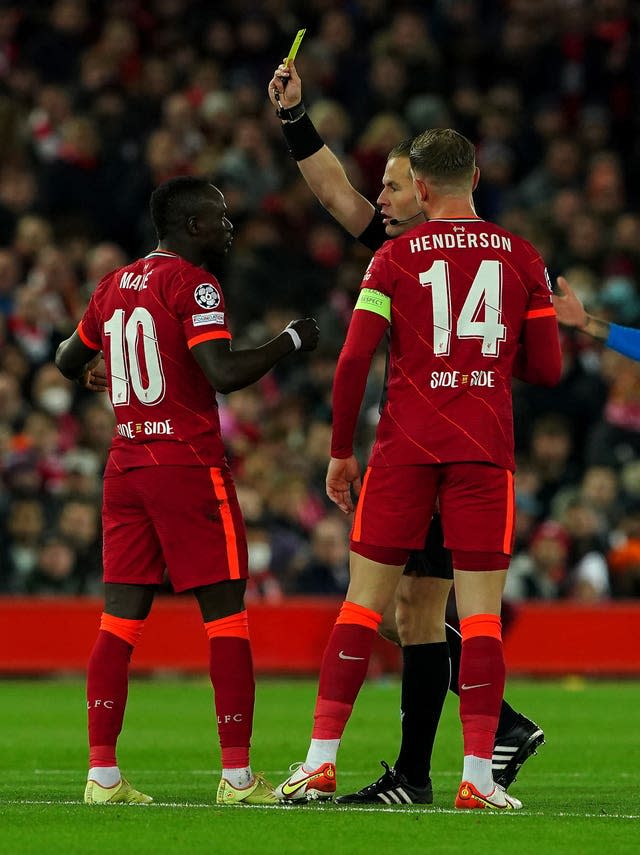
[78,249,231,474]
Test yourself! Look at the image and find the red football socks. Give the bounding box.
[458,614,505,759]
[87,619,142,767]
[205,611,254,769]
[312,601,382,740]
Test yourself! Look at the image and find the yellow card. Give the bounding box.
[285,28,306,64]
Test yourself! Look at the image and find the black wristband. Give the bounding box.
[275,99,306,122]
[281,111,324,161]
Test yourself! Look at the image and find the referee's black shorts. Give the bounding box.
[403,513,453,580]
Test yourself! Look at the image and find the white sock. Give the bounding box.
[462,755,493,794]
[223,766,253,788]
[304,739,340,770]
[88,766,120,787]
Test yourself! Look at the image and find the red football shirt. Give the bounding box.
[336,218,559,471]
[78,249,232,474]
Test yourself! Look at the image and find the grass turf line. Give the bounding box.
[0,678,637,854]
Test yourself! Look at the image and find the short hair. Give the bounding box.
[149,176,213,240]
[388,137,415,159]
[409,129,476,190]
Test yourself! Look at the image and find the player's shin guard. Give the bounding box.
[87,614,145,767]
[205,611,254,769]
[458,614,505,760]
[312,601,382,740]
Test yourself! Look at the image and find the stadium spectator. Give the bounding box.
[0,4,637,628]
[58,447,101,500]
[307,98,352,158]
[0,370,27,430]
[244,518,283,604]
[558,497,611,601]
[506,520,571,602]
[23,0,90,85]
[26,245,83,325]
[21,533,80,596]
[12,216,53,281]
[0,168,38,247]
[0,247,21,315]
[56,497,102,592]
[75,399,114,465]
[214,116,283,216]
[15,409,66,495]
[31,362,78,450]
[0,496,46,592]
[552,464,622,529]
[274,127,561,810]
[291,513,350,596]
[516,137,583,212]
[527,414,580,519]
[55,176,319,806]
[7,284,59,366]
[82,242,128,299]
[27,84,73,164]
[352,112,410,200]
[608,502,640,598]
[554,275,640,460]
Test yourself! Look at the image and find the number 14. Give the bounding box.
[419,259,506,357]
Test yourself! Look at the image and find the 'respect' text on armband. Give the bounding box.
[354,288,391,322]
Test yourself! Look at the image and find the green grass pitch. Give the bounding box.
[0,677,637,854]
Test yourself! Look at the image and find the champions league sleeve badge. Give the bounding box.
[194,282,221,310]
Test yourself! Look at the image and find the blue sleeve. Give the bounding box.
[606,323,640,361]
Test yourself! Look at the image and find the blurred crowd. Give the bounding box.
[1,0,640,603]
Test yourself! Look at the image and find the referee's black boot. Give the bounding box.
[335,761,432,805]
[493,714,545,789]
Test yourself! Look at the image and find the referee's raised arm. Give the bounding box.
[268,60,375,237]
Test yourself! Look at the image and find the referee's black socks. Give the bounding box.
[394,642,450,788]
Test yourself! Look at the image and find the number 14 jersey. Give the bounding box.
[362,218,559,471]
[78,250,231,474]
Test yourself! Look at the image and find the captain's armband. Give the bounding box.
[354,289,391,322]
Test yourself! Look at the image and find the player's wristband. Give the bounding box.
[283,327,302,351]
[281,110,324,161]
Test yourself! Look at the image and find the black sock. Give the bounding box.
[394,642,450,788]
[497,700,521,736]
[446,622,522,738]
[445,623,461,693]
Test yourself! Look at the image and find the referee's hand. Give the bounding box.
[326,455,362,514]
[268,60,302,111]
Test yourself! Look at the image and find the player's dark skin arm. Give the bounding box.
[192,318,319,394]
[57,321,319,396]
[55,331,104,389]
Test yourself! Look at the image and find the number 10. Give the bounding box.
[104,307,166,406]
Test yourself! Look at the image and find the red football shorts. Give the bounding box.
[102,465,248,592]
[351,463,514,570]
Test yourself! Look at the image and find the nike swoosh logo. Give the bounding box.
[280,771,324,796]
[339,650,365,661]
[460,682,491,690]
